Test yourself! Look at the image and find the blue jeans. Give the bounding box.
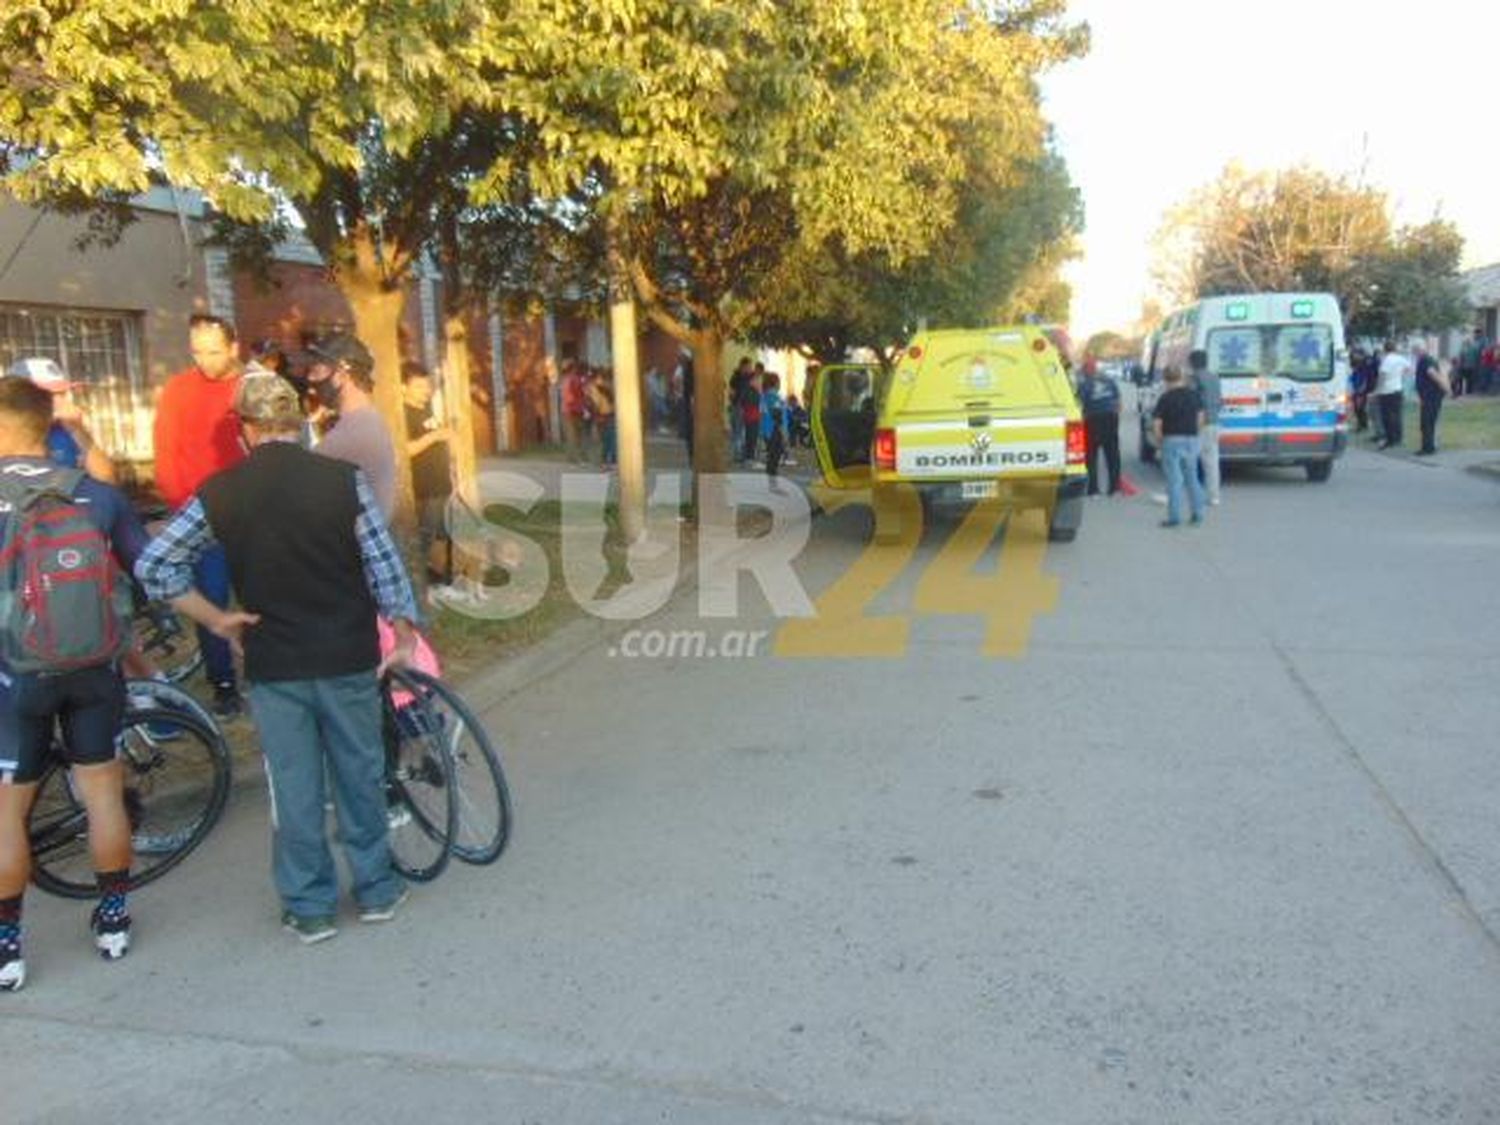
[1162,435,1205,524]
[194,545,235,689]
[247,671,401,917]
[599,417,617,466]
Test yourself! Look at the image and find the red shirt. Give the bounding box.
[152,367,245,508]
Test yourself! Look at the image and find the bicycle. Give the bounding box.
[131,600,204,685]
[28,679,232,898]
[382,667,511,866]
[380,667,460,883]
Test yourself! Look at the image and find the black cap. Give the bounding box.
[308,334,374,377]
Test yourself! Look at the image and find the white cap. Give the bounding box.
[7,357,72,393]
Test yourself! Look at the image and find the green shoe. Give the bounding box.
[281,911,338,945]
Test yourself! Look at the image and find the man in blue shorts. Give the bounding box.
[0,377,149,991]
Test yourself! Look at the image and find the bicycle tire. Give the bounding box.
[30,707,232,899]
[381,670,457,883]
[394,669,511,865]
[124,677,224,741]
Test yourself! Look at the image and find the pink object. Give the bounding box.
[377,618,442,706]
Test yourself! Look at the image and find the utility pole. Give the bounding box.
[608,226,646,543]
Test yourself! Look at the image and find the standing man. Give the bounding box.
[307,335,397,520]
[1151,365,1206,528]
[1456,328,1484,398]
[401,361,454,587]
[137,373,418,944]
[1413,343,1450,456]
[678,352,696,464]
[560,360,589,464]
[1375,341,1410,451]
[1189,348,1222,505]
[727,358,752,463]
[0,377,147,990]
[1078,357,1122,497]
[152,313,245,717]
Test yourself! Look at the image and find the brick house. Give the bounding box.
[0,189,689,473]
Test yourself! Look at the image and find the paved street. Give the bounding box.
[8,442,1500,1124]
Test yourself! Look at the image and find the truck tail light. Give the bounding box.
[1066,420,1087,465]
[874,428,897,472]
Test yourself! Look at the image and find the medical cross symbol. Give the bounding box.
[1219,336,1251,368]
[1290,333,1323,364]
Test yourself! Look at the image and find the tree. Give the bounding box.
[1153,164,1390,322]
[0,1,496,524]
[603,2,1087,470]
[1349,219,1470,340]
[753,147,1084,364]
[1152,163,1469,339]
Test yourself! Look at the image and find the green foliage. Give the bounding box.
[1154,163,1469,337]
[1350,220,1470,338]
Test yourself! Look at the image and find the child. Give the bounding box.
[760,373,789,479]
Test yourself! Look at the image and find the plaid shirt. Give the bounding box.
[136,469,419,625]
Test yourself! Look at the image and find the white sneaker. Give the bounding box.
[358,886,410,924]
[0,956,24,991]
[91,905,131,961]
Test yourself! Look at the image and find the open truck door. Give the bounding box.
[810,363,879,490]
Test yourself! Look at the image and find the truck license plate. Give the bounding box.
[961,480,998,500]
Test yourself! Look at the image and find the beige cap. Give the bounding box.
[234,365,303,425]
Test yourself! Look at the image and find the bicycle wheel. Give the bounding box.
[124,677,222,737]
[30,707,232,899]
[132,603,204,684]
[381,670,457,883]
[393,669,511,865]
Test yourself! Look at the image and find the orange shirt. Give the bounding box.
[152,367,245,508]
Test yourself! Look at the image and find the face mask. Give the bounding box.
[313,374,343,409]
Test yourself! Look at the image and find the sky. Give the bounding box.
[1040,0,1500,338]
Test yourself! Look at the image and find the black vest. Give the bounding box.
[198,442,380,683]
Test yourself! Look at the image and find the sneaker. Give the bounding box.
[0,956,24,992]
[358,887,410,924]
[90,905,131,960]
[281,911,338,945]
[211,684,243,719]
[1189,515,1203,525]
[1159,519,1180,528]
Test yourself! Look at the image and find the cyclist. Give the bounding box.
[137,372,419,946]
[7,357,117,483]
[0,377,150,991]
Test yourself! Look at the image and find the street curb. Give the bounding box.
[457,496,819,719]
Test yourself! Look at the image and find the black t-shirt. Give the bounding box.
[1153,386,1203,437]
[405,403,452,499]
[1415,354,1442,396]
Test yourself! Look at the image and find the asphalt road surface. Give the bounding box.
[9,444,1500,1124]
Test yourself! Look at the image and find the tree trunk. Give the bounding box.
[692,328,727,476]
[338,227,416,533]
[442,312,479,508]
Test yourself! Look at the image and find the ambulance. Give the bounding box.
[1138,293,1349,481]
[808,327,1088,544]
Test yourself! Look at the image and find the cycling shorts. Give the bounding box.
[0,664,125,785]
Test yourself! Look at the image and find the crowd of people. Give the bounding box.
[726,357,810,479]
[1,312,443,991]
[1350,338,1460,456]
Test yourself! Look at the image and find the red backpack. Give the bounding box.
[0,465,131,673]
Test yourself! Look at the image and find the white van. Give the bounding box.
[1138,293,1350,482]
